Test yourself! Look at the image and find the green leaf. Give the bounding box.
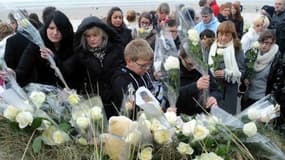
[31,117,44,129]
[180,114,190,122]
[58,122,71,132]
[215,144,228,156]
[32,136,42,153]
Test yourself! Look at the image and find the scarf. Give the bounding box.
[88,46,106,64]
[254,44,278,72]
[208,40,241,83]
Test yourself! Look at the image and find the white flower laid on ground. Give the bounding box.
[194,152,224,160]
[29,91,46,109]
[3,105,20,121]
[76,116,90,130]
[243,121,257,137]
[177,142,194,155]
[90,106,103,121]
[139,147,153,160]
[163,55,180,71]
[153,129,171,144]
[15,111,33,128]
[68,93,80,105]
[164,111,178,126]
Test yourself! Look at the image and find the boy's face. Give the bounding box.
[126,58,152,76]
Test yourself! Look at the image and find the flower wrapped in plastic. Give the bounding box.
[210,104,285,160]
[12,10,69,89]
[153,31,180,109]
[176,7,209,105]
[120,83,136,118]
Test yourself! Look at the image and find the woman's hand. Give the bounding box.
[197,75,210,90]
[40,48,54,60]
[206,96,217,108]
[214,70,225,78]
[0,68,15,80]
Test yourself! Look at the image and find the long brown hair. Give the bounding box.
[217,21,241,52]
[232,3,243,21]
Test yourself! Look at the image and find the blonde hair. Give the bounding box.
[0,22,13,41]
[81,26,108,49]
[124,39,153,61]
[253,14,270,28]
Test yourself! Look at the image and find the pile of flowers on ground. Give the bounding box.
[0,84,285,160]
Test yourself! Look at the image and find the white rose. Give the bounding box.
[90,106,103,121]
[153,129,170,144]
[197,152,224,160]
[260,114,272,123]
[68,93,80,105]
[182,119,196,136]
[52,130,67,144]
[3,105,19,121]
[187,29,200,43]
[177,142,194,155]
[15,111,33,128]
[252,41,259,49]
[139,147,153,160]
[248,108,259,120]
[151,119,165,131]
[125,130,142,145]
[164,111,177,126]
[163,56,179,71]
[243,121,257,137]
[193,124,209,141]
[76,117,90,130]
[30,91,46,109]
[216,48,224,56]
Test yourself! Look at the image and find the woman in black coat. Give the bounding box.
[106,7,132,48]
[15,10,74,87]
[66,16,124,118]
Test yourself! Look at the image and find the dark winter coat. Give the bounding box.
[110,25,132,48]
[67,16,124,118]
[231,18,244,39]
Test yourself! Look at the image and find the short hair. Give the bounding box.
[124,39,153,61]
[157,3,170,14]
[217,21,241,51]
[42,6,56,24]
[253,14,270,28]
[201,6,214,15]
[200,29,215,39]
[258,29,276,43]
[166,19,177,27]
[80,26,108,49]
[0,22,13,40]
[138,12,153,27]
[126,10,136,22]
[199,0,208,7]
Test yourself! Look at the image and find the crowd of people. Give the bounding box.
[0,0,284,129]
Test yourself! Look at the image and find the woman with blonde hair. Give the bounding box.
[241,14,270,53]
[208,21,245,114]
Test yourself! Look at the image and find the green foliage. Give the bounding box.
[245,47,259,80]
[32,136,42,153]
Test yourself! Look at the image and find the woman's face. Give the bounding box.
[254,22,265,33]
[47,21,62,44]
[259,38,273,53]
[221,7,231,17]
[231,6,237,15]
[85,29,103,48]
[217,32,233,45]
[140,17,151,29]
[111,11,123,27]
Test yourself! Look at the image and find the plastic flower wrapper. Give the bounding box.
[153,31,180,109]
[41,125,70,145]
[210,106,285,159]
[120,83,136,118]
[12,9,69,89]
[236,95,280,123]
[135,87,171,129]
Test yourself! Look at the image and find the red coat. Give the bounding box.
[210,0,220,17]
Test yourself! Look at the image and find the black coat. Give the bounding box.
[110,25,132,48]
[15,42,73,87]
[231,18,244,39]
[69,16,124,118]
[4,33,30,70]
[177,62,221,115]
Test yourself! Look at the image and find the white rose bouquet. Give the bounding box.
[154,32,180,109]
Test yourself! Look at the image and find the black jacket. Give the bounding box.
[110,25,132,48]
[67,16,124,118]
[4,33,30,70]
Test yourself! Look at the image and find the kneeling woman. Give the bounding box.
[66,16,124,118]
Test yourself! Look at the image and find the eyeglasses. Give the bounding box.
[259,41,273,46]
[134,61,152,70]
[140,21,150,26]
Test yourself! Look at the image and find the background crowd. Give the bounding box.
[0,0,284,129]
